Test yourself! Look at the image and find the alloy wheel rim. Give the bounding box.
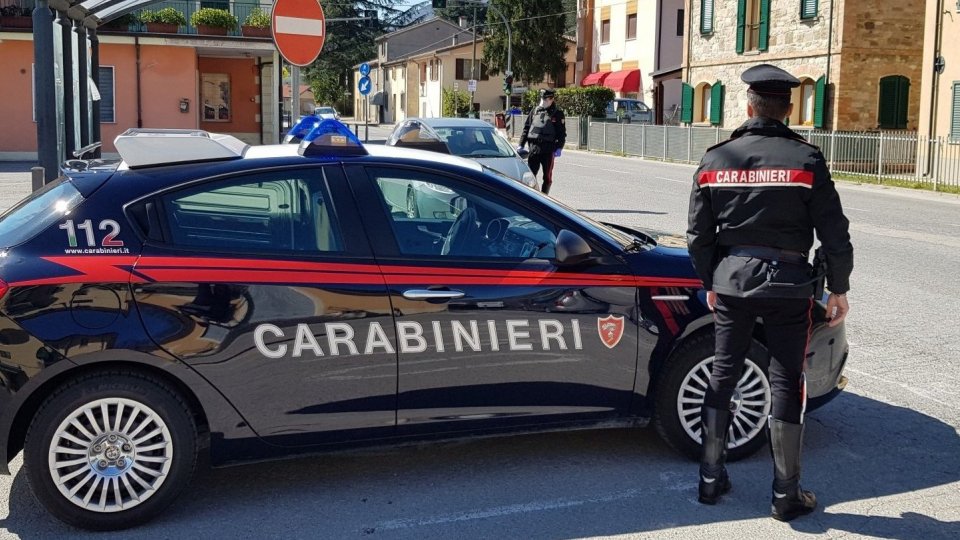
[47,397,173,513]
[677,356,772,449]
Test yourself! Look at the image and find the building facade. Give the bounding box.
[580,0,658,104]
[919,0,960,141]
[0,1,279,160]
[682,0,924,131]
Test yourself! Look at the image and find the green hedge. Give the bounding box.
[442,87,472,117]
[244,8,271,28]
[140,8,186,26]
[519,86,615,117]
[190,8,238,30]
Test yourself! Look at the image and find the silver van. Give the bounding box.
[606,98,653,123]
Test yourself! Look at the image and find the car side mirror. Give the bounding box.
[554,229,592,266]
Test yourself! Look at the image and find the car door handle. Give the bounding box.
[402,289,465,300]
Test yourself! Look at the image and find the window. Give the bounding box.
[800,0,818,20]
[430,60,439,81]
[160,171,342,253]
[200,1,229,11]
[701,0,714,34]
[98,66,116,123]
[800,79,815,125]
[951,82,960,142]
[601,19,611,43]
[677,9,685,36]
[0,179,83,248]
[878,75,910,130]
[627,14,637,40]
[455,59,490,81]
[367,167,558,259]
[700,83,712,123]
[737,0,770,53]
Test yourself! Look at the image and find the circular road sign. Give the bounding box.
[359,63,371,77]
[358,76,372,96]
[272,0,326,67]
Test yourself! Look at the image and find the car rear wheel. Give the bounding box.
[24,371,198,531]
[653,332,772,461]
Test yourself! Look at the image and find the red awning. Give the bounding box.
[581,71,611,86]
[604,69,641,92]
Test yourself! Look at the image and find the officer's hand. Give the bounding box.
[826,293,849,327]
[516,145,524,152]
[706,290,717,312]
[554,148,562,158]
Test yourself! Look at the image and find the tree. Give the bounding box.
[300,1,401,113]
[482,0,569,85]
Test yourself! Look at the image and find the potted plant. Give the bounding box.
[190,7,237,36]
[140,7,185,33]
[0,4,32,29]
[242,7,271,38]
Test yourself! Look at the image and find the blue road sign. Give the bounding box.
[359,63,371,76]
[358,75,372,96]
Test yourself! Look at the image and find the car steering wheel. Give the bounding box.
[441,207,479,256]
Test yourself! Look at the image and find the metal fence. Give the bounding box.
[564,118,960,191]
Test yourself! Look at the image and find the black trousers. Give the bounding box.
[704,294,813,424]
[527,149,556,193]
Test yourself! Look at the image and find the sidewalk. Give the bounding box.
[0,164,33,212]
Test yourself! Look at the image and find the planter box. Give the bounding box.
[196,24,229,36]
[242,25,270,38]
[145,22,179,33]
[0,16,32,29]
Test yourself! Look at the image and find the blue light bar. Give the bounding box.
[298,119,368,158]
[283,115,320,144]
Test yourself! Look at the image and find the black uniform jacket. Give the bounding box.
[519,103,566,153]
[686,117,853,298]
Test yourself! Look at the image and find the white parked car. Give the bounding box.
[314,106,340,121]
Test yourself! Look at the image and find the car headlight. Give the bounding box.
[521,171,538,188]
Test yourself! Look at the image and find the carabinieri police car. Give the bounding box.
[0,121,848,530]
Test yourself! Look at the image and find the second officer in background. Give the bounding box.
[518,88,566,194]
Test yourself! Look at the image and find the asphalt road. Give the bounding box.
[1,147,959,539]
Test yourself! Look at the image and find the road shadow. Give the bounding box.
[1,392,957,539]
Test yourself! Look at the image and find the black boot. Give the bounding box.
[769,418,817,521]
[698,405,732,504]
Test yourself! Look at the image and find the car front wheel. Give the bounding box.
[653,332,772,461]
[24,371,198,531]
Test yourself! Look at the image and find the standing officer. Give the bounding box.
[686,64,853,522]
[518,88,566,194]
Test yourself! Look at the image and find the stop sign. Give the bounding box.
[272,0,326,66]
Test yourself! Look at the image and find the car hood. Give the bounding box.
[473,156,527,182]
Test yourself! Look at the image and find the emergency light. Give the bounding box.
[298,119,368,158]
[283,115,321,144]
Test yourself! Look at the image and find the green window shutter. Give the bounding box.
[681,83,694,123]
[701,0,714,33]
[878,76,898,129]
[896,77,910,129]
[814,75,826,128]
[710,82,724,125]
[801,0,818,20]
[736,0,746,53]
[950,82,960,141]
[878,75,909,129]
[759,0,771,51]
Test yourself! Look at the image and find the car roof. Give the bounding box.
[242,142,484,172]
[410,117,494,130]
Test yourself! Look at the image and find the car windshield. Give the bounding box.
[432,126,515,158]
[315,107,335,115]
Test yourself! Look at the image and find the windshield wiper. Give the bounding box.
[623,238,649,253]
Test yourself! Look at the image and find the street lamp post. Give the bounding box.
[458,0,512,111]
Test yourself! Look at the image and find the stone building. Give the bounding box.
[681,0,925,131]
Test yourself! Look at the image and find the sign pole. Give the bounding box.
[364,95,369,142]
[291,65,300,122]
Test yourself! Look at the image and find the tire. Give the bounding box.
[406,189,420,219]
[653,332,772,462]
[23,371,199,531]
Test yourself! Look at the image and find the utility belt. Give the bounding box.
[727,245,808,265]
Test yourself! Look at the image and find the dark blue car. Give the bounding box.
[0,122,848,530]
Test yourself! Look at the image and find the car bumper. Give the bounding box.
[805,321,849,409]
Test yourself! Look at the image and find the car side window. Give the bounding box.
[366,167,557,260]
[159,169,343,254]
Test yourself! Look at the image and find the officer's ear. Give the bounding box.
[746,102,755,118]
[784,103,794,122]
